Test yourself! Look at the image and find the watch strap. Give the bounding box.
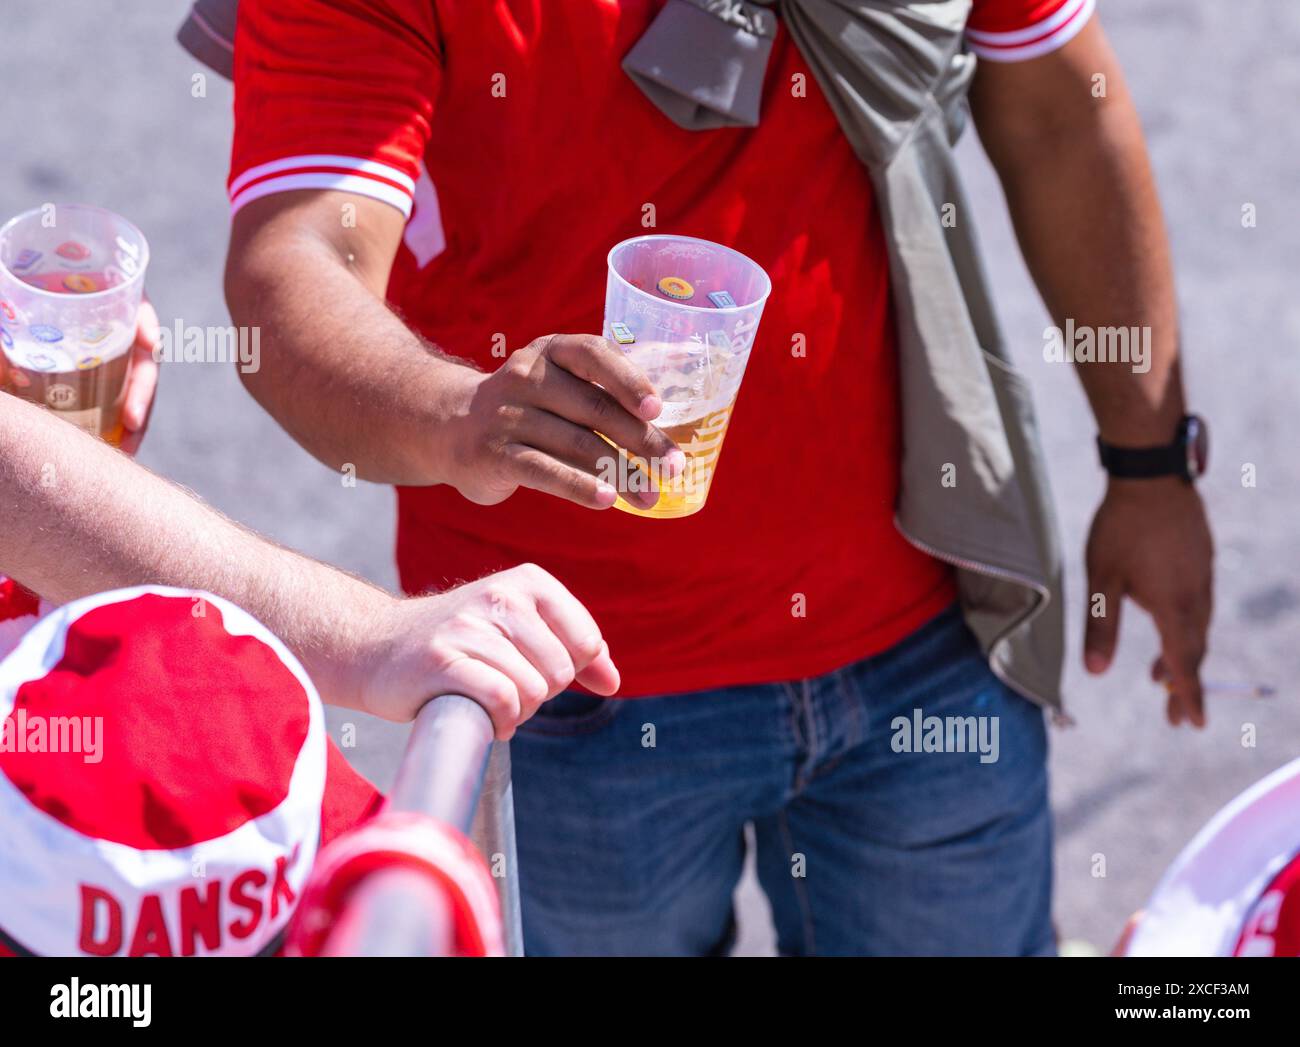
[1097,438,1188,479]
[1097,415,1201,481]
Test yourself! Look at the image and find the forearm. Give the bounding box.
[225,196,478,484]
[971,23,1212,724]
[974,37,1184,445]
[0,396,387,709]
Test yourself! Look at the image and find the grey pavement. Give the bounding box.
[2,0,1297,955]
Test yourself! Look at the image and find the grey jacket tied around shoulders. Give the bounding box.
[625,0,1067,711]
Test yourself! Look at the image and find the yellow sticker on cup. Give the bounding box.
[657,276,695,301]
[63,273,98,293]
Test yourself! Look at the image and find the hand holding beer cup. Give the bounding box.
[117,298,162,456]
[439,332,685,511]
[0,204,150,449]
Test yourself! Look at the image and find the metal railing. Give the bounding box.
[322,694,524,957]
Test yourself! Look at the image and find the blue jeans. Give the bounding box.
[510,604,1054,956]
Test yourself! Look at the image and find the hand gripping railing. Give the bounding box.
[320,694,524,957]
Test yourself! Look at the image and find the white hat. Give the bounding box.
[1125,756,1300,957]
[0,586,326,956]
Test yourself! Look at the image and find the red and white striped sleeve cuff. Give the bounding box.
[966,0,1096,63]
[228,155,417,218]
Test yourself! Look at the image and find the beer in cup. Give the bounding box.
[602,234,770,519]
[0,204,149,446]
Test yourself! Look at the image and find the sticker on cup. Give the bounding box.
[56,241,92,262]
[25,353,57,372]
[29,324,63,343]
[46,384,78,409]
[610,322,635,345]
[80,325,109,346]
[707,291,737,309]
[0,301,15,323]
[63,273,99,294]
[76,355,103,371]
[657,276,695,301]
[13,249,41,272]
[0,328,11,350]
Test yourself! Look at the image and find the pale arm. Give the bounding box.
[0,396,618,736]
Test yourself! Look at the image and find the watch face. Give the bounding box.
[1185,415,1208,479]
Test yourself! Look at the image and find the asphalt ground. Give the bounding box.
[2,0,1297,954]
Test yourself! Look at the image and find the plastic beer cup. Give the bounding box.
[0,203,149,446]
[602,234,771,519]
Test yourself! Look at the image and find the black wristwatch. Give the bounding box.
[1097,414,1208,483]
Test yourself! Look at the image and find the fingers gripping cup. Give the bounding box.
[603,235,771,519]
[0,204,149,446]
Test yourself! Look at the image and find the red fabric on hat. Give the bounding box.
[0,577,40,622]
[1233,852,1300,957]
[0,592,309,850]
[322,741,384,847]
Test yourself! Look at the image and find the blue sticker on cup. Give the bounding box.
[610,322,635,345]
[0,328,12,350]
[707,290,737,309]
[13,248,41,272]
[30,324,64,343]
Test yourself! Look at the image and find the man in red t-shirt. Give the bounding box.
[223,0,1213,954]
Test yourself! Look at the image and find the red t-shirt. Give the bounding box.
[230,0,1094,696]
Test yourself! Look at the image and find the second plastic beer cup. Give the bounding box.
[0,203,149,446]
[602,234,771,519]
